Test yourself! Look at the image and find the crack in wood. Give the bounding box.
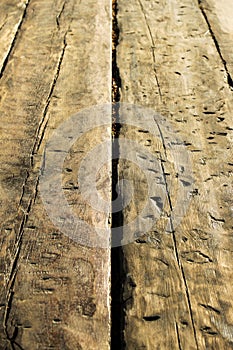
[154,122,199,350]
[208,212,225,223]
[56,0,68,29]
[200,303,221,315]
[111,1,126,349]
[137,0,163,101]
[2,21,70,349]
[30,31,68,165]
[18,171,29,208]
[0,0,31,80]
[3,197,33,348]
[198,0,233,91]
[175,322,182,350]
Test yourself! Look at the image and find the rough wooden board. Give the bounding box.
[0,0,29,77]
[117,0,233,348]
[0,0,111,349]
[200,0,233,82]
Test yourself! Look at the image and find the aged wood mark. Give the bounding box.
[0,0,111,349]
[0,0,232,349]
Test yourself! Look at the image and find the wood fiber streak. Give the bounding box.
[117,0,233,348]
[0,0,111,349]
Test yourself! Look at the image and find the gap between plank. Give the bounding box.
[111,0,126,349]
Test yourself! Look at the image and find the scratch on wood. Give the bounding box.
[137,0,163,101]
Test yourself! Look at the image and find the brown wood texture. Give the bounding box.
[0,0,29,77]
[117,0,233,349]
[0,0,233,349]
[0,0,111,349]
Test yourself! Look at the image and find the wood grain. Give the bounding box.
[0,0,233,348]
[117,0,233,348]
[0,0,111,349]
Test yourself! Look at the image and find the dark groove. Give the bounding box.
[0,0,31,80]
[172,232,199,350]
[111,1,125,349]
[3,199,32,348]
[56,0,67,29]
[30,32,68,165]
[198,0,233,90]
[175,322,182,350]
[199,303,221,315]
[143,315,160,322]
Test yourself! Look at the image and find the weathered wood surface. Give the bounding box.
[0,0,233,349]
[0,0,111,349]
[117,0,233,349]
[0,0,29,77]
[200,0,233,81]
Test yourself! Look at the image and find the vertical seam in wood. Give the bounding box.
[198,0,233,90]
[111,1,126,349]
[0,0,31,80]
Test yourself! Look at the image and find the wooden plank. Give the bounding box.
[199,0,233,83]
[0,0,29,77]
[116,0,233,348]
[0,0,111,349]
